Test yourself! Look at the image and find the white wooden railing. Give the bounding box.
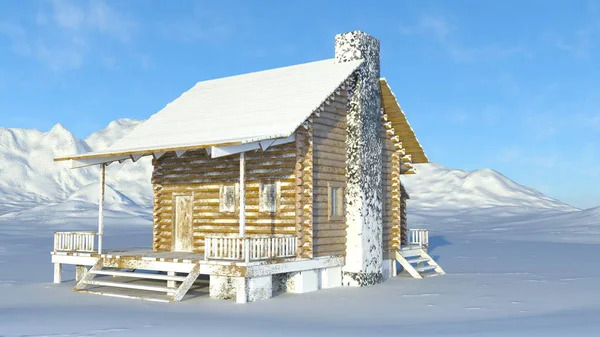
[407,229,429,248]
[204,235,297,262]
[54,232,96,253]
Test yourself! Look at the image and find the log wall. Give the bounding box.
[400,182,408,245]
[312,90,349,257]
[151,143,297,253]
[381,116,402,259]
[296,123,314,258]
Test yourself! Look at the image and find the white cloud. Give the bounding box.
[40,0,137,42]
[399,15,453,40]
[545,23,600,59]
[0,21,30,55]
[159,20,232,43]
[399,14,531,62]
[0,0,139,71]
[159,2,233,44]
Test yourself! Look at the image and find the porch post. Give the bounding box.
[239,152,246,237]
[98,163,106,254]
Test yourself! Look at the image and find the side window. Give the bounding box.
[219,184,236,212]
[259,181,280,213]
[328,182,344,220]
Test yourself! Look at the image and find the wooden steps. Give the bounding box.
[395,246,445,279]
[89,269,187,282]
[83,280,175,293]
[76,289,172,303]
[73,259,201,302]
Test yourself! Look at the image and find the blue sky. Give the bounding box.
[0,0,599,209]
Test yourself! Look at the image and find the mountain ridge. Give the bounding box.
[0,119,587,220]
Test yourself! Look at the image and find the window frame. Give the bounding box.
[219,183,238,213]
[259,180,281,214]
[327,181,344,221]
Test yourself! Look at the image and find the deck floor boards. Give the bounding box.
[103,249,205,260]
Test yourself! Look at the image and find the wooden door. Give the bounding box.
[173,194,194,252]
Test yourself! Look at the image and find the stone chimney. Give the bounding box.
[335,31,384,286]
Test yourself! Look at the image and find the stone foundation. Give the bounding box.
[342,271,383,287]
[381,259,397,281]
[209,275,273,304]
[319,266,342,289]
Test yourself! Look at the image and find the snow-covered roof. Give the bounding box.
[56,58,363,162]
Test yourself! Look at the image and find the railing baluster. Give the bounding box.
[201,235,298,261]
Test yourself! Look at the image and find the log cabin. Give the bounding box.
[52,30,444,303]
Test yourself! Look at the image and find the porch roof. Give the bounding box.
[55,58,363,164]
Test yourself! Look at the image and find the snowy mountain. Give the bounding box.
[85,118,141,151]
[0,124,97,213]
[0,119,152,218]
[0,118,591,223]
[401,163,578,212]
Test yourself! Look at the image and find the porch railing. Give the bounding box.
[54,232,96,253]
[407,229,429,248]
[204,235,297,262]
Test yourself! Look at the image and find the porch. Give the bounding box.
[52,231,299,269]
[50,231,346,303]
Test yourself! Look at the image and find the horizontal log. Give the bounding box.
[314,222,346,231]
[157,156,296,169]
[313,237,346,245]
[314,172,346,182]
[313,123,346,137]
[156,168,295,180]
[313,229,346,238]
[312,129,346,142]
[313,243,346,255]
[314,157,346,167]
[313,144,345,155]
[313,136,346,149]
[318,110,346,121]
[314,165,345,175]
[313,116,346,128]
[313,151,346,162]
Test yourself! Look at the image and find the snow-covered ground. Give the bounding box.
[0,121,598,336]
[1,213,598,336]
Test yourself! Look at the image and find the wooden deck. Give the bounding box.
[102,249,205,262]
[52,248,206,265]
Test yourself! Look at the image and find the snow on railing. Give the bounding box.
[54,232,96,252]
[407,229,429,248]
[204,235,297,263]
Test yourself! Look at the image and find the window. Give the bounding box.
[259,181,280,213]
[219,184,236,212]
[328,182,344,220]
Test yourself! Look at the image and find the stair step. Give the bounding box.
[415,264,437,273]
[422,271,442,278]
[406,257,430,265]
[83,280,176,293]
[90,270,187,282]
[398,248,422,258]
[76,289,172,303]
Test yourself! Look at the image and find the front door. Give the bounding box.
[173,194,194,252]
